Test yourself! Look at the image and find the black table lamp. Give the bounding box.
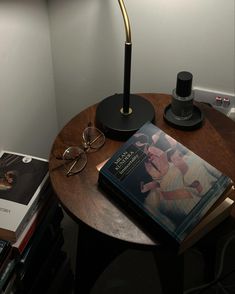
[95,0,155,141]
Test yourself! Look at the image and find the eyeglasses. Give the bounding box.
[56,126,105,177]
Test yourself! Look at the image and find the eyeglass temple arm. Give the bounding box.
[89,133,103,146]
[66,158,79,176]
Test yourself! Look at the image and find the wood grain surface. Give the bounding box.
[49,94,235,245]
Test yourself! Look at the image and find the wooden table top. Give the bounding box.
[49,93,235,246]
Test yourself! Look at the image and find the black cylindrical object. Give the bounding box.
[176,71,193,97]
[122,42,132,114]
[171,71,194,120]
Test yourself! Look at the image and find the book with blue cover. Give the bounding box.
[98,122,234,252]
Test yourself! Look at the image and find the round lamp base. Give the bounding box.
[96,94,155,141]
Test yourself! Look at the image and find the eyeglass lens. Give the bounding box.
[82,127,105,151]
[63,147,87,176]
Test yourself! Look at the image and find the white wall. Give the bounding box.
[48,0,234,128]
[0,0,58,159]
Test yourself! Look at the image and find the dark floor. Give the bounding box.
[61,212,235,294]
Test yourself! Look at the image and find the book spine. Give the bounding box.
[12,192,53,256]
[0,247,12,275]
[1,272,17,294]
[14,175,50,242]
[0,259,16,291]
[0,240,11,262]
[19,202,63,273]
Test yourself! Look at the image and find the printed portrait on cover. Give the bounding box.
[0,153,48,205]
[133,129,222,231]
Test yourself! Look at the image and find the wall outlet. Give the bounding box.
[194,88,235,121]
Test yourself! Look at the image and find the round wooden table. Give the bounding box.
[49,93,235,293]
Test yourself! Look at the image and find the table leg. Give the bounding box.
[74,222,128,294]
[75,222,185,294]
[153,249,184,294]
[196,217,235,283]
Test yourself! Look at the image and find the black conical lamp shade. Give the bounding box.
[95,0,155,141]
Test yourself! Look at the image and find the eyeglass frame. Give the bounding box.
[56,126,105,177]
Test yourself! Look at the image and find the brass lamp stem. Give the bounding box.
[118,0,132,44]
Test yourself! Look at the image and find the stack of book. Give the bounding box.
[0,151,74,294]
[98,122,234,253]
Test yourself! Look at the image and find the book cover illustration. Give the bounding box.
[99,122,232,243]
[0,151,48,241]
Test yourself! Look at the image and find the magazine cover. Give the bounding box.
[99,122,232,243]
[0,151,48,241]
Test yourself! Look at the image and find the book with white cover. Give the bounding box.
[0,150,48,242]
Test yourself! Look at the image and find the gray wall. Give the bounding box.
[0,0,58,158]
[0,0,234,157]
[48,0,235,128]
